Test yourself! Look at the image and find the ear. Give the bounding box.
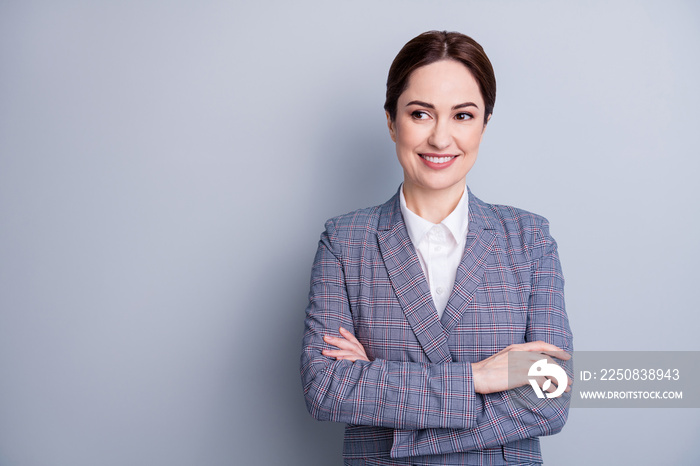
[481,113,492,134]
[385,111,396,143]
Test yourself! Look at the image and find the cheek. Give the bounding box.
[458,130,484,151]
[395,122,425,148]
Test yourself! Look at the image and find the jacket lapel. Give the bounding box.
[441,189,498,336]
[377,191,452,364]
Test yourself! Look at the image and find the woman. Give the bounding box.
[301,31,573,465]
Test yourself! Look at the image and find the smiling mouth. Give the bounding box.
[420,154,457,164]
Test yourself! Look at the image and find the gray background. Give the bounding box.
[1,0,699,464]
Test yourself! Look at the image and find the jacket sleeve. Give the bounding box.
[390,218,573,458]
[300,218,478,430]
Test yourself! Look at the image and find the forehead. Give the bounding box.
[401,59,483,105]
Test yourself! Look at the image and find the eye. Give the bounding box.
[455,112,473,121]
[411,110,430,120]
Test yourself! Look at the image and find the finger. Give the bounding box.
[338,327,358,342]
[508,351,552,371]
[541,353,570,369]
[323,335,366,354]
[500,343,527,354]
[323,349,359,358]
[541,355,572,389]
[546,377,572,393]
[516,341,570,357]
[539,349,572,361]
[516,352,571,379]
[322,349,368,362]
[337,328,369,355]
[338,327,366,351]
[323,335,364,353]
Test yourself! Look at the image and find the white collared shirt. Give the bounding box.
[399,184,470,319]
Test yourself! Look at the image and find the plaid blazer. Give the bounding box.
[301,188,573,465]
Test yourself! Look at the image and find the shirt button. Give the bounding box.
[436,286,444,295]
[435,246,442,252]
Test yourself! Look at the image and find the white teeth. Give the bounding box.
[422,155,455,164]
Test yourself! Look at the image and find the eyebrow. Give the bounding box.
[406,100,480,110]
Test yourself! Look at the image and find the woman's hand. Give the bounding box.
[322,327,370,362]
[471,341,572,395]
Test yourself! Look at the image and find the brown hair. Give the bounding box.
[384,30,496,124]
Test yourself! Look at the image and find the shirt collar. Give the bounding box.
[442,185,470,242]
[399,183,470,245]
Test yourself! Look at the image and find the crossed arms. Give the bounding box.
[300,217,573,457]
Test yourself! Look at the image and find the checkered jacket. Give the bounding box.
[301,188,573,465]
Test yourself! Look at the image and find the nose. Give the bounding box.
[427,119,452,150]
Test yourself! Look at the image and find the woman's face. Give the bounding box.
[387,59,488,198]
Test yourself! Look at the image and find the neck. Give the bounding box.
[402,181,466,224]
